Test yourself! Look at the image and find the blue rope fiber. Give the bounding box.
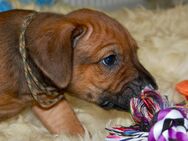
[0,0,13,12]
[0,0,56,12]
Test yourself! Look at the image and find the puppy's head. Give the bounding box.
[28,9,157,111]
[66,9,158,110]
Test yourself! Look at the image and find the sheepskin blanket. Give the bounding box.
[0,4,188,141]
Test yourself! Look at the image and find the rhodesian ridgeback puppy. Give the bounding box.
[0,9,157,135]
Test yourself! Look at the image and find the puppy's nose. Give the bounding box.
[135,62,158,90]
[130,74,153,92]
[138,72,158,90]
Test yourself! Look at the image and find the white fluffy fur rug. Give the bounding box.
[0,4,188,141]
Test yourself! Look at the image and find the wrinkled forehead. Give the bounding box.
[67,9,129,40]
[91,22,133,57]
[68,9,136,54]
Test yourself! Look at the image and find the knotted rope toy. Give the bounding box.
[105,87,188,141]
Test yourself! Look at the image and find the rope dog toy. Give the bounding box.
[105,87,188,141]
[149,108,188,141]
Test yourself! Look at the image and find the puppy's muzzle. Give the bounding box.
[99,72,158,111]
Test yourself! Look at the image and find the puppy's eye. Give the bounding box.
[102,55,117,67]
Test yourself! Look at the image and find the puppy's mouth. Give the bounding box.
[98,75,157,111]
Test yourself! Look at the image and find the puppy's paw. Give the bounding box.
[32,100,85,136]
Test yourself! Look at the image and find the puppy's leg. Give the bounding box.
[0,93,29,121]
[32,100,85,135]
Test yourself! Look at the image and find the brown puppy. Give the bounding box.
[0,9,157,135]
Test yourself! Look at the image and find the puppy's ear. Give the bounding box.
[29,24,85,89]
[72,25,86,48]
